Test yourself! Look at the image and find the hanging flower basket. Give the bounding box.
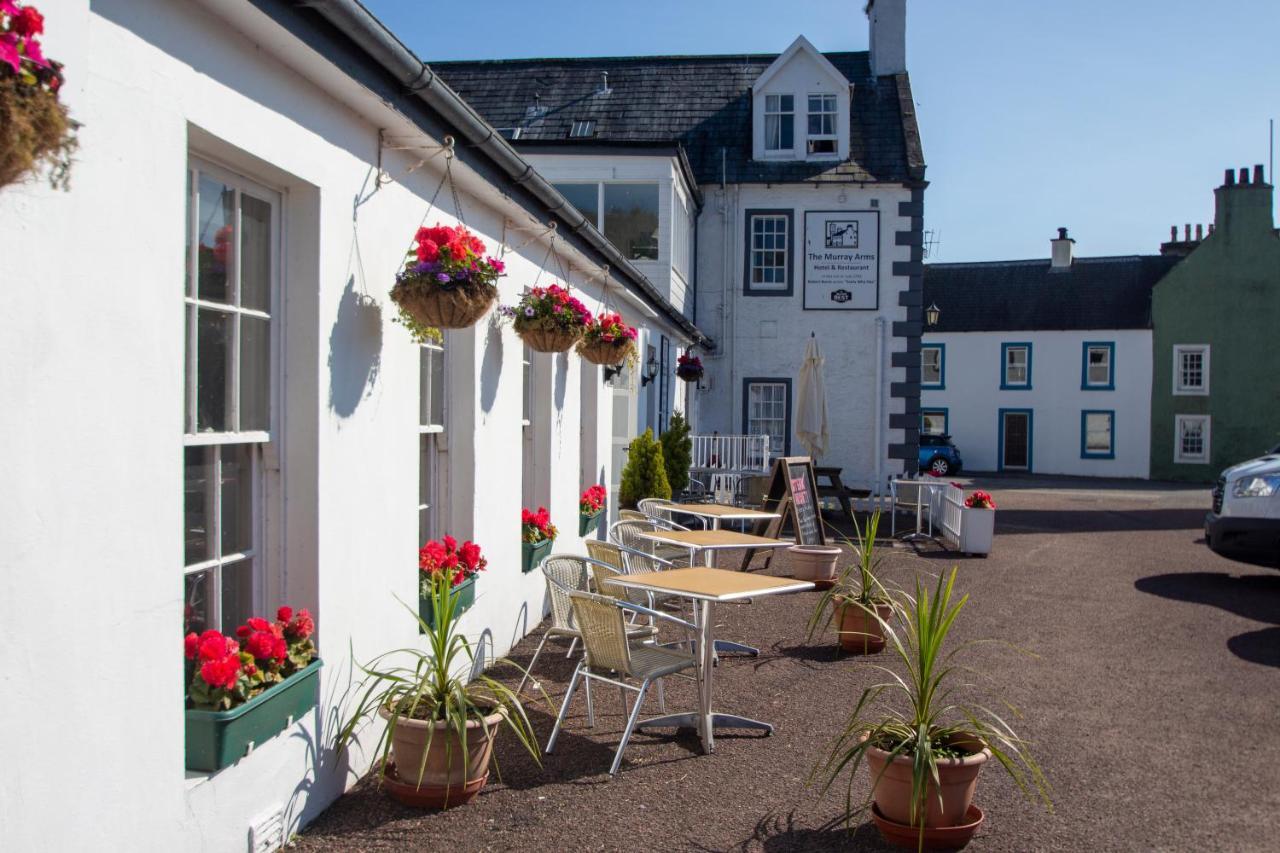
[391,223,504,331]
[502,283,592,353]
[1,3,78,191]
[577,313,639,366]
[676,351,704,383]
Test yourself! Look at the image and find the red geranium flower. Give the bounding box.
[10,6,44,37]
[276,606,293,623]
[184,632,200,660]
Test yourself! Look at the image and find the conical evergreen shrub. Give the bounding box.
[659,412,693,494]
[619,428,672,508]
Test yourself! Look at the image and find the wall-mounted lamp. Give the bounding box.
[639,352,659,387]
[925,302,941,327]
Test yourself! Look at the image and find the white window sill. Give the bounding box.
[1173,389,1209,396]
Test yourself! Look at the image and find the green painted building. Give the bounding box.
[1151,165,1280,481]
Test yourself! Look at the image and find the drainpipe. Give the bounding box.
[875,316,886,495]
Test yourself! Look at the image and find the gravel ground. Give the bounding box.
[297,478,1280,852]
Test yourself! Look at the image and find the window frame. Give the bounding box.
[763,93,795,155]
[1174,414,1211,464]
[806,93,838,157]
[1000,342,1033,390]
[182,157,282,637]
[921,408,949,436]
[1081,341,1115,391]
[418,339,446,545]
[1080,409,1116,460]
[1173,344,1210,396]
[551,181,660,262]
[742,377,792,456]
[921,343,946,389]
[743,209,794,296]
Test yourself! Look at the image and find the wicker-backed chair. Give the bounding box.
[638,497,675,521]
[619,509,647,522]
[546,590,699,775]
[518,556,656,695]
[609,519,694,569]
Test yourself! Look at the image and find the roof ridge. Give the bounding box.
[926,254,1168,269]
[429,50,869,66]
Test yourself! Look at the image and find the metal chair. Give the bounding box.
[609,518,694,569]
[546,590,699,775]
[518,556,657,695]
[619,509,647,522]
[638,497,675,521]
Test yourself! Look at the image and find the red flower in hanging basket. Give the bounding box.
[676,351,704,382]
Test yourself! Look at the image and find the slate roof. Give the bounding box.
[429,53,925,187]
[923,255,1182,332]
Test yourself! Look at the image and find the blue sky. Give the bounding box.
[363,0,1280,262]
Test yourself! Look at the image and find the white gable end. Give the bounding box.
[752,36,851,162]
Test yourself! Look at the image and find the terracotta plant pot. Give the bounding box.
[788,544,841,587]
[391,279,497,329]
[836,598,893,654]
[519,326,583,353]
[578,338,634,366]
[378,705,503,808]
[866,737,991,829]
[870,803,984,850]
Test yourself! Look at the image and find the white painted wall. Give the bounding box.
[0,1,686,849]
[694,182,914,491]
[921,329,1153,478]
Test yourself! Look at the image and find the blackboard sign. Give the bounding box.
[740,456,826,569]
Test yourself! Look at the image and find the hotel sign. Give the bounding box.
[803,210,880,310]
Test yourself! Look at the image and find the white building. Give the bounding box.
[921,230,1179,478]
[434,0,928,492]
[0,0,706,849]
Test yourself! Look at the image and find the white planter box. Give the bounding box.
[958,507,995,555]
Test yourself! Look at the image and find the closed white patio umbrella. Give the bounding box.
[796,333,829,460]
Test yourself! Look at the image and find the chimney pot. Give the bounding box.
[1225,169,1236,186]
[1255,164,1266,185]
[1240,167,1250,185]
[1209,223,1215,234]
[1169,225,1177,241]
[1195,224,1203,240]
[1057,227,1068,239]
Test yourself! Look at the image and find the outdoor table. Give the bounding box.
[665,502,780,531]
[612,567,814,753]
[814,466,865,528]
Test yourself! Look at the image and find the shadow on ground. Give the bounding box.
[1135,571,1280,667]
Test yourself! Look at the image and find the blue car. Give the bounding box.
[918,434,963,476]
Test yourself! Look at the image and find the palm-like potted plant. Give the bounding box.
[390,223,505,331]
[814,567,1051,848]
[336,571,541,809]
[807,510,894,654]
[520,506,557,572]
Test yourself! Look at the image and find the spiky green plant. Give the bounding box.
[813,567,1051,844]
[806,509,893,642]
[335,572,542,792]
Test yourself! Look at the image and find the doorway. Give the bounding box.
[999,409,1032,471]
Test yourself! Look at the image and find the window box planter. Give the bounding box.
[521,538,554,574]
[958,507,995,556]
[420,576,476,629]
[185,659,323,773]
[579,510,603,537]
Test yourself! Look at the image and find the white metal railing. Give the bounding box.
[690,434,772,475]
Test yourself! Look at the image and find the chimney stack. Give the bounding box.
[866,0,907,77]
[1160,221,1207,257]
[1214,163,1275,242]
[1050,227,1074,269]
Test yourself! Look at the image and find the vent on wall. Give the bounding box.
[249,805,285,853]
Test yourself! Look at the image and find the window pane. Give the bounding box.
[184,569,213,635]
[923,348,941,384]
[779,115,793,149]
[420,345,445,428]
[221,558,255,633]
[419,434,435,544]
[554,183,600,227]
[220,444,254,556]
[196,308,232,432]
[1086,413,1112,453]
[603,184,659,260]
[196,175,234,304]
[240,193,272,313]
[1087,348,1110,384]
[240,315,270,432]
[184,446,214,566]
[779,95,793,111]
[185,169,194,297]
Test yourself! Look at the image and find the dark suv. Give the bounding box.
[918,434,963,476]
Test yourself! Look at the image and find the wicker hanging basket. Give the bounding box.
[391,278,497,330]
[578,339,635,366]
[518,324,584,354]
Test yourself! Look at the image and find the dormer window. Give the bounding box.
[764,94,794,153]
[806,94,837,156]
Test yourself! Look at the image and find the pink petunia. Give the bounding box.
[20,33,48,68]
[0,34,20,75]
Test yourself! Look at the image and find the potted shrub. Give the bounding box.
[390,223,504,331]
[419,535,486,629]
[619,428,672,508]
[336,572,541,808]
[1,2,77,190]
[675,351,704,383]
[659,412,693,496]
[579,484,607,536]
[959,489,996,557]
[814,567,1051,848]
[807,510,893,653]
[183,607,320,772]
[521,506,557,573]
[500,283,591,353]
[577,312,638,366]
